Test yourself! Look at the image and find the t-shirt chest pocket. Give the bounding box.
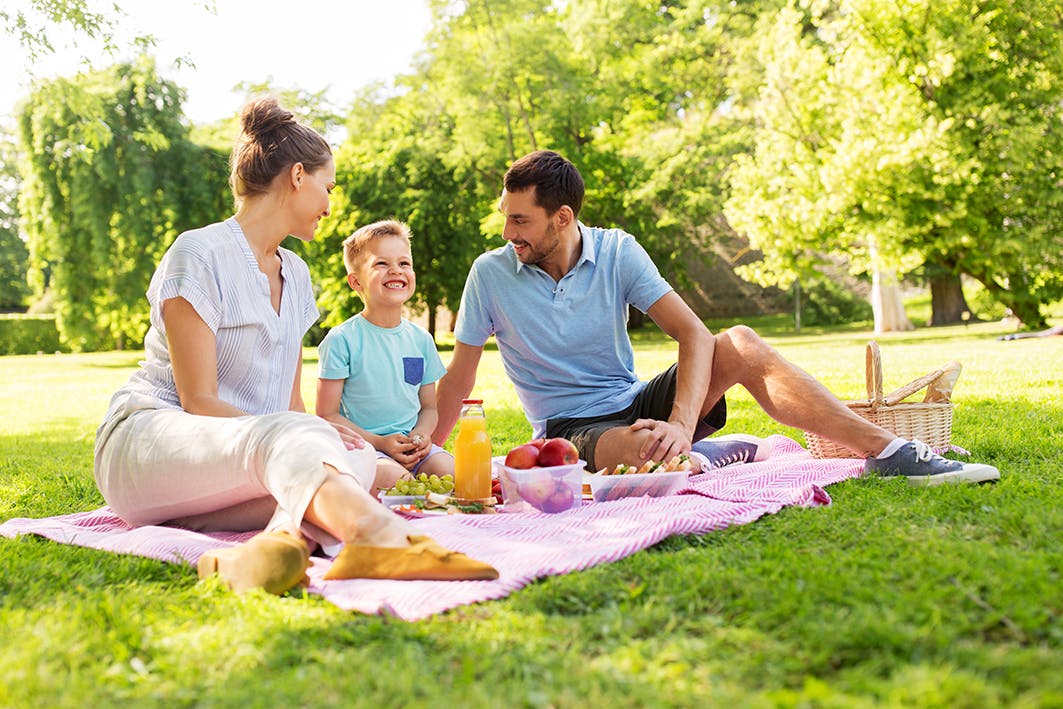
[402,357,424,386]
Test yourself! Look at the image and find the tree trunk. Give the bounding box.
[928,273,973,326]
[870,269,913,333]
[426,303,437,340]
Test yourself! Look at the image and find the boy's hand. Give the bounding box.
[408,432,432,459]
[396,433,434,470]
[378,433,422,468]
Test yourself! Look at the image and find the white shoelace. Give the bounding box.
[910,440,938,462]
[713,451,750,467]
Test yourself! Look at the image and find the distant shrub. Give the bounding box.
[791,279,873,327]
[0,314,66,355]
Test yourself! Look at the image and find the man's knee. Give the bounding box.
[595,425,659,467]
[714,324,781,383]
[723,324,763,350]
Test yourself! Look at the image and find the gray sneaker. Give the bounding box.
[690,434,771,471]
[865,440,1000,486]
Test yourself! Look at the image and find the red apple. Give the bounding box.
[505,443,541,469]
[528,438,547,450]
[518,478,554,508]
[539,484,576,513]
[537,437,579,467]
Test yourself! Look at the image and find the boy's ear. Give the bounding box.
[346,272,361,292]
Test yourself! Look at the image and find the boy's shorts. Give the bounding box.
[376,443,450,474]
[544,364,726,467]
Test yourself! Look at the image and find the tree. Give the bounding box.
[564,0,785,302]
[18,56,229,350]
[1,0,130,61]
[0,129,30,311]
[725,0,1063,329]
[300,86,485,338]
[419,0,723,305]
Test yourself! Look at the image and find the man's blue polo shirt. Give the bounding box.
[455,223,673,436]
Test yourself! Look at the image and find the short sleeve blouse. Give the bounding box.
[103,218,319,420]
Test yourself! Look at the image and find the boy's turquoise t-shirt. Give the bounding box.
[317,314,446,436]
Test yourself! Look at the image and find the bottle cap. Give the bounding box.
[461,399,483,404]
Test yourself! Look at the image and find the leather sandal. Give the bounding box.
[323,534,499,581]
[197,530,311,595]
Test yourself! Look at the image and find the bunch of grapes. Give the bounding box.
[384,473,455,497]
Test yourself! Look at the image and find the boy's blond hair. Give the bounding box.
[342,220,412,275]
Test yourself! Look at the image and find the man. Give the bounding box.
[433,150,999,486]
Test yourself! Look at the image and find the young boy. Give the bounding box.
[317,220,453,491]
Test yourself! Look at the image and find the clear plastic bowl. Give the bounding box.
[584,469,687,503]
[495,459,586,513]
[377,491,428,508]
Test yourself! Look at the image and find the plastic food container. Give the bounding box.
[584,469,687,503]
[495,459,586,513]
[377,491,427,508]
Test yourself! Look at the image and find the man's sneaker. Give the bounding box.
[690,434,771,471]
[865,440,1000,486]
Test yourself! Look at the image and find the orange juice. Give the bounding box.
[454,400,492,500]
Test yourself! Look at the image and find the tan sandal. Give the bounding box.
[323,534,499,581]
[197,530,311,595]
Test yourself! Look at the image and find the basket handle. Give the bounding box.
[864,341,884,407]
[882,368,946,405]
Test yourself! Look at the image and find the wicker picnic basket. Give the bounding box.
[804,341,958,458]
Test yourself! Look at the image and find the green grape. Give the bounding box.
[417,473,428,483]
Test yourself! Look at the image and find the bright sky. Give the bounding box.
[0,0,432,125]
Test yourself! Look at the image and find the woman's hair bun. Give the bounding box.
[229,96,331,201]
[240,97,295,139]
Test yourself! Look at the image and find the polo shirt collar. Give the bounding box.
[513,221,597,274]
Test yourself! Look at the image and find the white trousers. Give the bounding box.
[94,394,376,547]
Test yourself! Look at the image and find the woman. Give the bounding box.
[94,98,497,594]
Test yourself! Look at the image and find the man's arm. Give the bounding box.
[637,291,715,454]
[432,341,485,446]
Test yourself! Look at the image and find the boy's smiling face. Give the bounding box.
[348,235,416,308]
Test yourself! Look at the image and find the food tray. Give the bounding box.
[584,469,687,503]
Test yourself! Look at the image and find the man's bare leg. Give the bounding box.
[593,326,894,470]
[709,326,894,457]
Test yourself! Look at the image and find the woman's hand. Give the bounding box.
[329,421,368,451]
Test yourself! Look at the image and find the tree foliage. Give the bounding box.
[18,56,229,350]
[300,87,486,337]
[0,129,30,311]
[10,0,1063,346]
[725,0,1063,327]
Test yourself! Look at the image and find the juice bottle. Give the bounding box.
[453,399,492,500]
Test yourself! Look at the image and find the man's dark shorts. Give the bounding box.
[544,364,726,468]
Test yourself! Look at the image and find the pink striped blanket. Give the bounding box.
[0,435,864,620]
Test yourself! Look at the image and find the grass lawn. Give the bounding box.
[1,317,1060,707]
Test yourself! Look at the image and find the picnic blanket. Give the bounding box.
[0,435,864,620]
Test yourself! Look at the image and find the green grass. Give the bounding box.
[1,319,1061,708]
